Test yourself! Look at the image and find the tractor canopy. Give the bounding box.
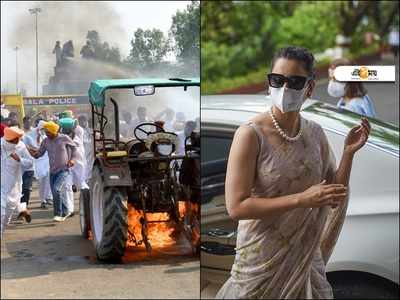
[88,78,200,107]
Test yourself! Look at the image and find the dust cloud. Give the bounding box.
[5,1,127,95]
[2,1,199,96]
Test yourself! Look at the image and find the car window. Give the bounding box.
[201,135,233,163]
[303,102,399,157]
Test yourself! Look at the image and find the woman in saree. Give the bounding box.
[216,46,371,299]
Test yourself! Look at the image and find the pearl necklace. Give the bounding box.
[268,107,302,142]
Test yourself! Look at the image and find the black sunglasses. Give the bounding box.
[267,73,313,90]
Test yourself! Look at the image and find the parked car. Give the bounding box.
[201,94,399,299]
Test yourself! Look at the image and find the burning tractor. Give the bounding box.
[80,78,200,261]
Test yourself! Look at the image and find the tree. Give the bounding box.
[367,1,399,37]
[108,47,121,65]
[277,2,339,53]
[201,0,399,94]
[336,1,370,38]
[126,28,170,68]
[83,30,122,65]
[86,30,100,47]
[170,1,200,61]
[201,1,300,80]
[336,1,398,39]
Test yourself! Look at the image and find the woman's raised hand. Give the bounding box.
[298,180,347,209]
[344,117,371,155]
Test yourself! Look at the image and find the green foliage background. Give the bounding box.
[201,1,399,94]
[78,1,200,77]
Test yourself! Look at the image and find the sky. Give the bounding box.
[1,1,191,96]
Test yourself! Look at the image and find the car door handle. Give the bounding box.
[206,228,236,238]
[201,241,235,256]
[202,182,225,190]
[201,159,228,177]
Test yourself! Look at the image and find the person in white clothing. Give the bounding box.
[388,27,399,57]
[174,121,197,181]
[60,110,85,155]
[154,108,176,132]
[78,115,94,183]
[1,127,34,238]
[28,119,53,208]
[70,121,87,186]
[74,122,85,153]
[59,117,88,217]
[132,107,152,127]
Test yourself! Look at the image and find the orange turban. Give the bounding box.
[3,126,24,141]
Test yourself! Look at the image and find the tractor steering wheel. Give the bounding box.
[134,122,165,143]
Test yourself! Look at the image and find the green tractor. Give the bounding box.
[80,78,200,261]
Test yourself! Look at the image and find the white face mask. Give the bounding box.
[270,85,307,113]
[327,80,345,98]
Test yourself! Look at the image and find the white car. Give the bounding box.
[201,95,399,299]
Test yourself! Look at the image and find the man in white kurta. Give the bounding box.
[1,127,34,239]
[78,115,94,184]
[24,120,53,208]
[58,117,88,217]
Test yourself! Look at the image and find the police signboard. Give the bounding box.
[24,95,89,106]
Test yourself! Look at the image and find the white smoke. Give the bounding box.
[1,1,197,96]
[2,1,126,95]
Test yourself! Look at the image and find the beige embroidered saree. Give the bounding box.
[216,117,349,299]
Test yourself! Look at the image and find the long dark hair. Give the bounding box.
[330,58,367,99]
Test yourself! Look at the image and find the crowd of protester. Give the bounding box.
[0,110,93,238]
[0,106,199,238]
[119,106,199,155]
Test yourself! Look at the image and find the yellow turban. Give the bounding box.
[4,126,24,141]
[43,121,60,135]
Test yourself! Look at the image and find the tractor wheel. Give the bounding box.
[79,188,91,238]
[90,166,128,262]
